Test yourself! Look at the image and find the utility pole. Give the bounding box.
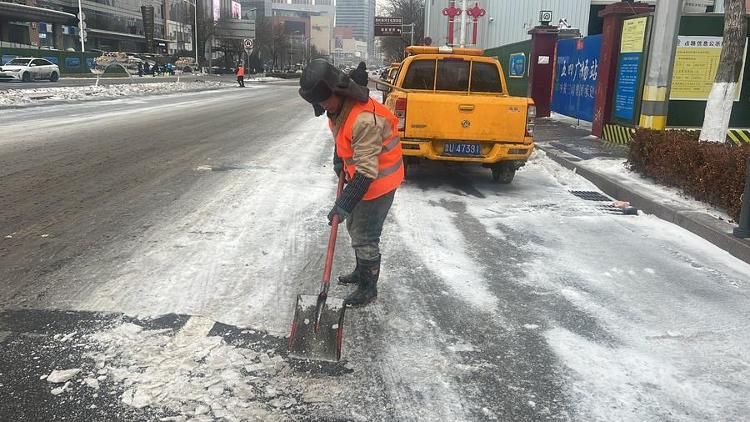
[459,0,467,47]
[77,0,85,53]
[639,0,684,130]
[193,0,198,67]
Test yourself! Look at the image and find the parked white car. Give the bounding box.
[0,57,60,82]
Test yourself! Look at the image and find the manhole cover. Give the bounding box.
[570,190,612,201]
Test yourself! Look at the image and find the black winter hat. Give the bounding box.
[299,59,370,116]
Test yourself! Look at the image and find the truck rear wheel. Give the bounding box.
[491,164,515,184]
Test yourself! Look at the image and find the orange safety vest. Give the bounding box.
[333,99,404,200]
[237,66,245,76]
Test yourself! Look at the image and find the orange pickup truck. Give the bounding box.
[377,46,535,183]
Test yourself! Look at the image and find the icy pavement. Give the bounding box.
[1,90,749,421]
[0,80,237,108]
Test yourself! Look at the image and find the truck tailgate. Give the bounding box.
[404,93,528,143]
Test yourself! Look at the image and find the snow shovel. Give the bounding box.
[288,174,347,362]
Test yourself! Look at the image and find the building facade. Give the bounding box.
[335,0,375,61]
[0,0,194,54]
[270,0,334,64]
[424,0,726,50]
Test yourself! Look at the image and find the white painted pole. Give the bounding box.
[424,0,431,38]
[77,0,85,53]
[194,0,198,69]
[459,0,467,47]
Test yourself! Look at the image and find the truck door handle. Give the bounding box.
[459,104,475,111]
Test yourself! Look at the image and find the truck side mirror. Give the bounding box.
[376,82,391,93]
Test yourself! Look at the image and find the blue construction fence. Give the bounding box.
[0,47,98,74]
[551,35,603,122]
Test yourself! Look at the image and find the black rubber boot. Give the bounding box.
[344,256,380,307]
[338,256,361,285]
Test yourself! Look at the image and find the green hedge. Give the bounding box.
[628,129,750,220]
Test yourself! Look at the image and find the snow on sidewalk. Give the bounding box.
[0,81,237,108]
[576,156,735,222]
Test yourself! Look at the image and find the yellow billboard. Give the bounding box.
[620,17,648,54]
[670,36,747,101]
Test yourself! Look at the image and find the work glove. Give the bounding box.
[326,171,373,225]
[327,205,350,225]
[333,150,344,178]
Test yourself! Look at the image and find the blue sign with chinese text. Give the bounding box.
[509,53,526,78]
[551,35,602,122]
[613,52,642,122]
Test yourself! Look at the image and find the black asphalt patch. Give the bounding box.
[0,309,187,421]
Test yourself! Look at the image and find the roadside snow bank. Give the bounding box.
[0,81,235,108]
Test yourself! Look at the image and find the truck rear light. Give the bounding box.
[395,98,407,131]
[525,105,536,137]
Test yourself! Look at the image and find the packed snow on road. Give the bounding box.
[1,88,748,421]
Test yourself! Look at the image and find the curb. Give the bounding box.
[538,145,750,266]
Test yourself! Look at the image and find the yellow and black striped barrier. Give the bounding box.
[728,129,750,145]
[603,124,636,144]
[602,125,750,145]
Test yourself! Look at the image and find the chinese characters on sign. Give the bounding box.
[552,35,602,122]
[670,36,748,101]
[374,17,403,37]
[613,16,649,124]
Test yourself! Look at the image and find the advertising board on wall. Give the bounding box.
[213,0,221,22]
[670,36,748,101]
[509,53,526,78]
[612,16,651,126]
[552,35,602,122]
[231,1,241,19]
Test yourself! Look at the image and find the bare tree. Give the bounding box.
[699,0,748,142]
[380,0,425,63]
[196,13,218,66]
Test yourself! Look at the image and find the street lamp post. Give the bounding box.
[181,0,199,68]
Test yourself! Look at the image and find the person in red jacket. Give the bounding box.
[299,59,404,307]
[235,62,245,87]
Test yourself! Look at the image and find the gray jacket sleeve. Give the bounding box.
[350,111,384,179]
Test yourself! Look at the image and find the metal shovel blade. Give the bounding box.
[288,294,346,362]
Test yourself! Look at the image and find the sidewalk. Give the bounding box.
[534,116,750,265]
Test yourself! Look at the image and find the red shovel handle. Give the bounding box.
[321,173,346,289]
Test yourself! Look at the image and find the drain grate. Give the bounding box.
[597,204,623,214]
[569,190,612,202]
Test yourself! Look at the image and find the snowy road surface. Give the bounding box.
[1,86,749,421]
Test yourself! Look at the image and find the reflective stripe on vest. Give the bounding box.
[335,99,404,200]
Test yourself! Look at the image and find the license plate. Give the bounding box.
[443,142,482,156]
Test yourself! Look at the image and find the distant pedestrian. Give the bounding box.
[236,63,245,87]
[143,62,150,75]
[349,61,368,87]
[137,62,143,77]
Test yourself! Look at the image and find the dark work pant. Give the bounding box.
[237,76,244,87]
[346,190,396,261]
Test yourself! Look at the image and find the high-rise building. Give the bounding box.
[0,0,195,54]
[270,0,334,65]
[335,0,375,62]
